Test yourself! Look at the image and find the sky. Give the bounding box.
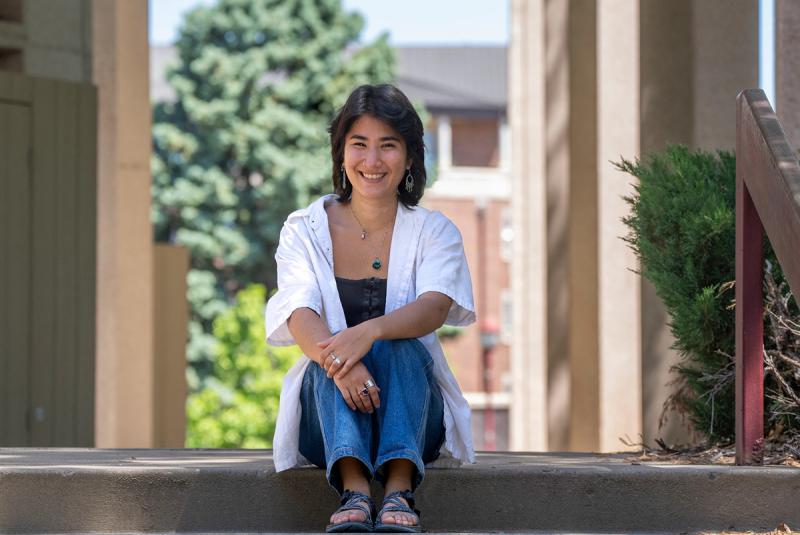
[148,0,775,104]
[147,0,510,47]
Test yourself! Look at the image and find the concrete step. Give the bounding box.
[1,449,798,533]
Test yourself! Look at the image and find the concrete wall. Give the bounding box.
[510,0,759,452]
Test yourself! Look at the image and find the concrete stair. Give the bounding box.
[1,449,798,533]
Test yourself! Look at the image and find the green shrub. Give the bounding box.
[619,145,799,443]
[186,284,300,448]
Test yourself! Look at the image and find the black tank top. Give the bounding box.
[335,276,387,327]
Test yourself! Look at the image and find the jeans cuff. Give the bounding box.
[326,447,375,495]
[374,448,426,492]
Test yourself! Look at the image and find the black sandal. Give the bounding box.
[374,490,422,533]
[326,489,376,533]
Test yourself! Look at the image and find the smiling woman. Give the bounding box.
[264,84,476,532]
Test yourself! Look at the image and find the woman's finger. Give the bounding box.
[368,385,381,410]
[335,359,353,380]
[317,336,334,349]
[342,388,357,411]
[354,388,371,413]
[326,354,342,378]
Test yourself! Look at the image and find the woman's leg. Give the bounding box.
[299,362,375,525]
[366,339,445,527]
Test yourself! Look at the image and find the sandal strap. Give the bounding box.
[336,489,375,521]
[380,490,420,518]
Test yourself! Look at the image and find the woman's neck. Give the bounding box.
[349,194,398,231]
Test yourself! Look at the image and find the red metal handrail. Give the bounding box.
[735,89,800,464]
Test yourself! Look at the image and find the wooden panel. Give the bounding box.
[0,71,32,104]
[0,100,31,445]
[29,78,57,446]
[0,103,7,440]
[52,81,80,445]
[737,89,800,302]
[75,84,96,446]
[153,244,189,448]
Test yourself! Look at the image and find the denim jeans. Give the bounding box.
[299,338,445,494]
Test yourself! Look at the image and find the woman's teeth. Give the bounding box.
[360,172,385,180]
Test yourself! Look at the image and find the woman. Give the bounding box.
[265,84,475,533]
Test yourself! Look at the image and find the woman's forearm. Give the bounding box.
[287,307,332,365]
[366,291,452,341]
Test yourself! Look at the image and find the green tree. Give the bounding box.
[187,284,301,447]
[151,0,394,388]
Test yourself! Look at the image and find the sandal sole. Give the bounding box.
[326,520,374,533]
[374,523,421,533]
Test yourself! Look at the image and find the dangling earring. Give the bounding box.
[404,169,414,193]
[340,165,348,190]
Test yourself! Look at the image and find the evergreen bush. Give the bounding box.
[619,145,800,443]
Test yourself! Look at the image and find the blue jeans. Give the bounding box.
[299,338,445,494]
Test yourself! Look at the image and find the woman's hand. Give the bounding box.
[318,321,379,380]
[333,362,381,413]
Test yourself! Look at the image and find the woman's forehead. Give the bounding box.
[347,115,401,140]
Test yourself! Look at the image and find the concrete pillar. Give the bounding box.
[777,0,800,150]
[543,0,571,451]
[92,0,155,447]
[509,0,548,451]
[597,0,642,452]
[567,0,599,452]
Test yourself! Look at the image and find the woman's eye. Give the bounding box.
[382,143,396,149]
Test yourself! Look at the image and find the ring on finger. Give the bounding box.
[364,379,375,389]
[359,388,370,397]
[332,355,342,366]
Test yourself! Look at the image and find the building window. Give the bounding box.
[451,117,499,167]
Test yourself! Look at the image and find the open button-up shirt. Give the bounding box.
[265,194,476,472]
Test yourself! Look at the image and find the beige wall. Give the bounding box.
[510,0,759,452]
[92,0,155,447]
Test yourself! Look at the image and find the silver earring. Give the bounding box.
[404,169,414,193]
[340,165,348,190]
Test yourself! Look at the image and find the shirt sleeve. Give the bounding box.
[415,212,476,326]
[264,218,323,346]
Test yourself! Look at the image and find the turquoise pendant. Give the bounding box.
[372,259,382,270]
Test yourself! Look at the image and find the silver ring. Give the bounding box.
[364,379,375,389]
[359,388,370,397]
[333,356,342,366]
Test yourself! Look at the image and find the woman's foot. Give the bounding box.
[375,490,421,533]
[327,489,375,533]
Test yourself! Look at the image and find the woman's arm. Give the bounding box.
[318,290,452,380]
[286,307,332,366]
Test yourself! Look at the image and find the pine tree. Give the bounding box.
[151,0,394,387]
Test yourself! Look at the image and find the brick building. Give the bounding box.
[393,47,511,450]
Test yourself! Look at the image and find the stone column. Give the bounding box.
[777,0,800,150]
[92,0,155,447]
[509,0,549,451]
[596,0,642,452]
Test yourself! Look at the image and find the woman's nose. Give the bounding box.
[364,147,381,167]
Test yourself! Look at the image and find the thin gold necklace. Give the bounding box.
[349,204,393,270]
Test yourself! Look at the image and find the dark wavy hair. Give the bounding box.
[328,84,426,207]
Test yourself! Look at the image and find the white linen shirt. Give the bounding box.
[265,194,477,472]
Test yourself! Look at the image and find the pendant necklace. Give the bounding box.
[349,204,392,270]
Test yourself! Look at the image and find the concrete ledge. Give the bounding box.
[1,449,798,533]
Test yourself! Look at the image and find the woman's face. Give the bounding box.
[343,115,410,203]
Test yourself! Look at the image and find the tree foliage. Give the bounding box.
[186,284,301,447]
[151,0,394,387]
[619,145,799,443]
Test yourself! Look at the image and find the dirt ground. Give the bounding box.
[624,438,800,468]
